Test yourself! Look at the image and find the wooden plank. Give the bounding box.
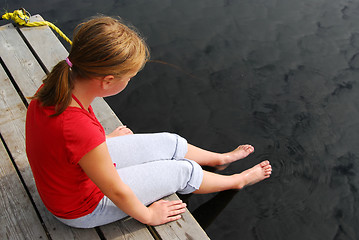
[0,23,44,99]
[0,24,101,240]
[17,16,68,72]
[0,68,47,240]
[18,15,122,134]
[153,194,210,240]
[100,217,154,240]
[0,143,46,240]
[0,145,45,240]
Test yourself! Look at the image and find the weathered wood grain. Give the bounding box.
[0,23,44,100]
[154,194,210,240]
[100,217,155,240]
[0,67,47,240]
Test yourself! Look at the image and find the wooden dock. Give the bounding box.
[0,14,209,240]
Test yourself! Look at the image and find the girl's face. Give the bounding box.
[104,72,137,97]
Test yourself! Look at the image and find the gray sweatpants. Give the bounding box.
[56,132,203,228]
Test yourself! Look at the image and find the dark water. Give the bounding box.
[3,0,359,239]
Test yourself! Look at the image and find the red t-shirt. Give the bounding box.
[25,96,106,219]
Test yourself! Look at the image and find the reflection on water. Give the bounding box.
[4,0,359,239]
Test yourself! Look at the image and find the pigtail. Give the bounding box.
[32,60,74,116]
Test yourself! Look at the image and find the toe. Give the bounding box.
[260,160,270,167]
[246,145,254,152]
[264,165,272,170]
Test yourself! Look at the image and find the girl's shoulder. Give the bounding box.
[62,106,105,140]
[62,107,106,165]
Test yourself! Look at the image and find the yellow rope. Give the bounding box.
[1,8,72,45]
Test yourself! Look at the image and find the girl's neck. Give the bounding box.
[70,79,98,111]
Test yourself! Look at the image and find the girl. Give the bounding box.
[25,16,272,228]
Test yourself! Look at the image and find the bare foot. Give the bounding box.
[235,160,272,189]
[216,145,255,170]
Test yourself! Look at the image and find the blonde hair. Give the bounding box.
[33,16,149,116]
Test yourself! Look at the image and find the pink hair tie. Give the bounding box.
[65,57,73,68]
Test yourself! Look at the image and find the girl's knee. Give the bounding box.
[175,160,203,194]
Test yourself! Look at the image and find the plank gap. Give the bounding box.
[147,225,162,240]
[95,227,107,240]
[15,24,50,74]
[0,132,52,240]
[0,57,29,108]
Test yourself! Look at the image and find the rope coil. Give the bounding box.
[1,8,72,45]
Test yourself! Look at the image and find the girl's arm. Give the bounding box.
[78,142,186,225]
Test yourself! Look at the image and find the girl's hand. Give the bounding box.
[107,125,133,138]
[146,199,187,226]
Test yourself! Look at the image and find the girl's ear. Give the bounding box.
[101,75,115,90]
